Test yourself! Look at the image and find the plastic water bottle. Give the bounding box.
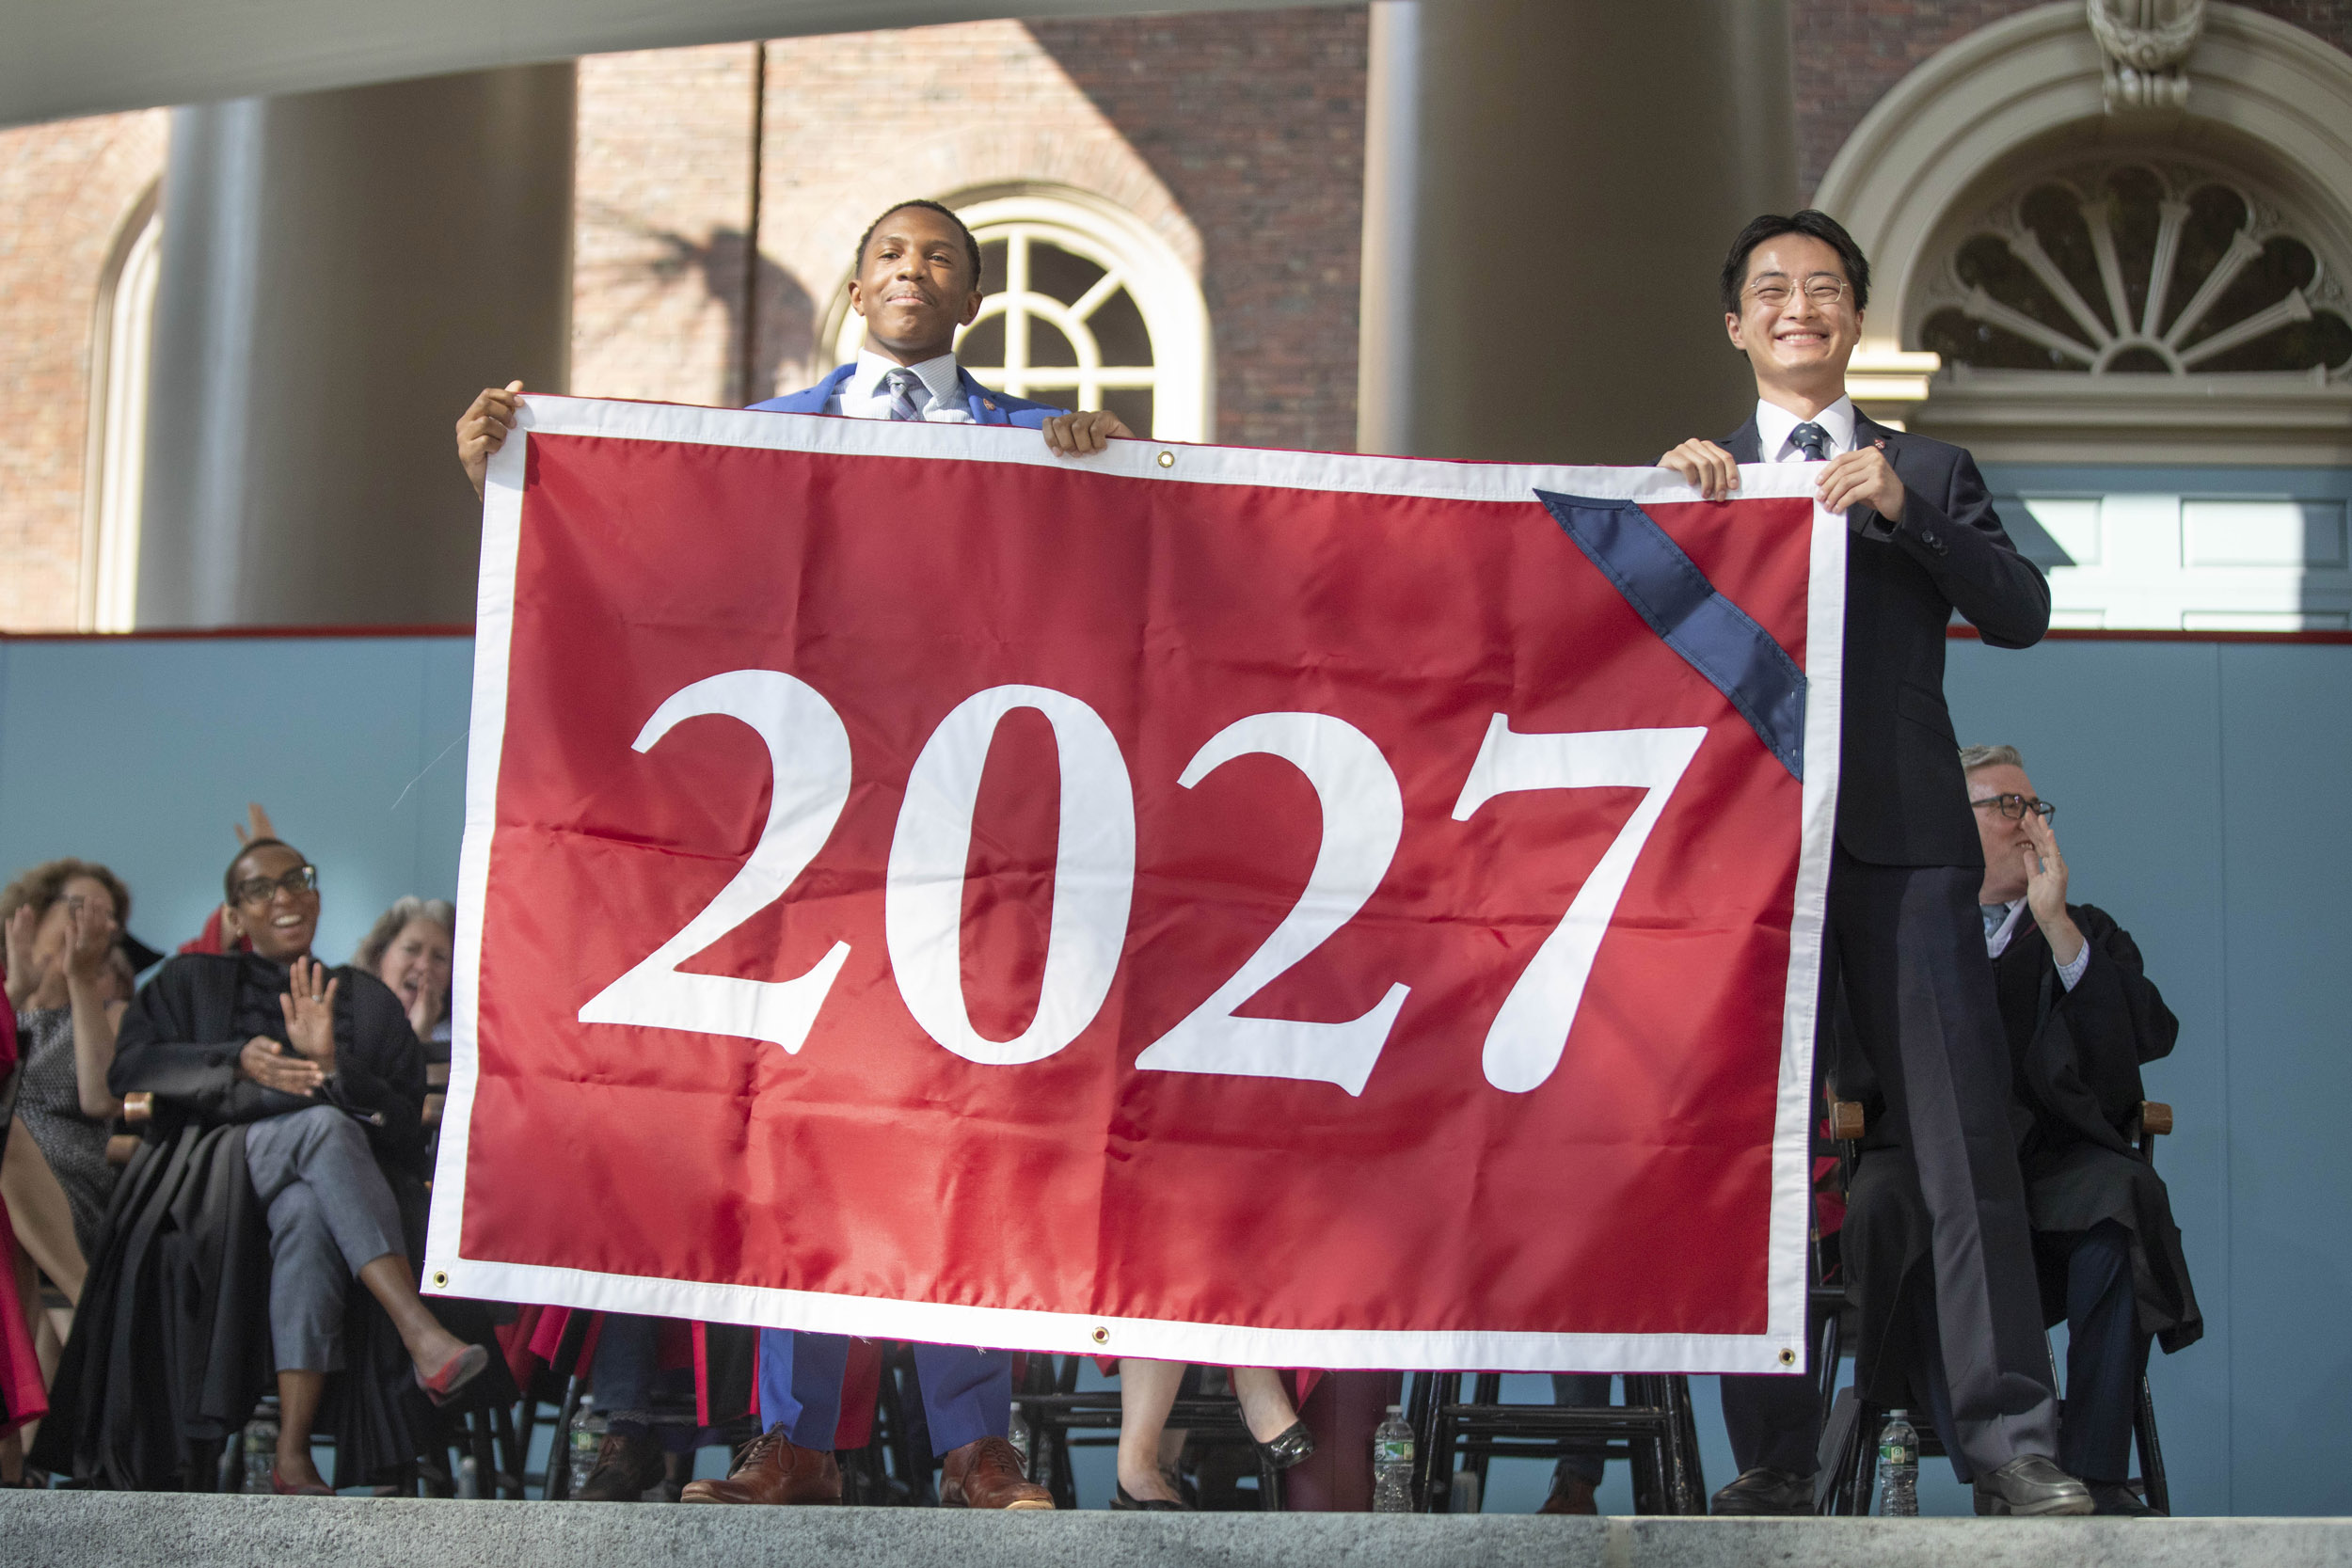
[566,1412,606,1496]
[1372,1404,1414,1513]
[243,1415,278,1494]
[1875,1409,1918,1517]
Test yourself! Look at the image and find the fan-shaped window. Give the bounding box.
[1919,163,2352,378]
[827,189,1211,442]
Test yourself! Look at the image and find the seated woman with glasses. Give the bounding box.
[36,838,488,1492]
[353,897,454,1062]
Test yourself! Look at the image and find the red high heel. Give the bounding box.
[413,1342,490,1406]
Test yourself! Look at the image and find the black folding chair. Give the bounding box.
[1816,1099,2172,1515]
[1014,1355,1287,1511]
[1406,1370,1708,1513]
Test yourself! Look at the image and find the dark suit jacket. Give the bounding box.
[1725,413,2049,866]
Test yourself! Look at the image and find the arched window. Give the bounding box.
[1813,5,2352,628]
[81,191,162,631]
[1918,162,2352,378]
[825,189,1212,443]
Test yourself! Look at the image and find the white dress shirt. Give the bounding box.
[1983,898,2090,991]
[826,350,975,423]
[1755,394,1857,463]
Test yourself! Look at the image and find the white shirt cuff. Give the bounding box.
[2056,938,2091,992]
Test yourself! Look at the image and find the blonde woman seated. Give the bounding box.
[1114,1359,1313,1510]
[353,897,453,1059]
[1,862,137,1346]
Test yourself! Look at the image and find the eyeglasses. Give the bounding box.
[232,864,318,906]
[1970,794,2056,823]
[1744,275,1851,309]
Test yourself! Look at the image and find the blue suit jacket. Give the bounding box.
[746,364,1063,428]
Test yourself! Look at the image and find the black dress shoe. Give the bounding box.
[1710,1465,1814,1515]
[2088,1481,2163,1516]
[1972,1454,2093,1516]
[1253,1419,1315,1472]
[1112,1481,1192,1511]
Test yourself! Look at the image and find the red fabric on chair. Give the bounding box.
[834,1338,882,1450]
[0,995,50,1438]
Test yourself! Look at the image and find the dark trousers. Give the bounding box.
[1719,1364,1820,1478]
[1551,1373,1613,1486]
[1824,848,2058,1470]
[1915,1221,2146,1484]
[589,1313,697,1431]
[755,1327,1009,1457]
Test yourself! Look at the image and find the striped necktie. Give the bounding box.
[884,368,925,422]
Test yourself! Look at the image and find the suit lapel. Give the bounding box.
[1724,418,1762,465]
[957,368,1010,425]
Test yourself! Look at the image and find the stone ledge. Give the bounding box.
[4,1494,2349,1568]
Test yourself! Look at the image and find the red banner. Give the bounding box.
[426,397,1842,1372]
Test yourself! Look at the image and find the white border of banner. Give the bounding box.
[427,397,1844,1374]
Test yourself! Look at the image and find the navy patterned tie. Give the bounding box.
[884,368,925,422]
[1789,421,1831,461]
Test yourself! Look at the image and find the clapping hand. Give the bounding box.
[61,898,119,985]
[278,956,341,1078]
[239,1036,326,1096]
[2020,814,2085,967]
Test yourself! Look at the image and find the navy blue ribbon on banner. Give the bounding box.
[1535,490,1807,781]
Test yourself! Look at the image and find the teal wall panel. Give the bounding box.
[3,628,2346,1514]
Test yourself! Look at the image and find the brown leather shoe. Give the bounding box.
[939,1436,1053,1510]
[1539,1473,1598,1514]
[677,1431,842,1505]
[577,1428,666,1502]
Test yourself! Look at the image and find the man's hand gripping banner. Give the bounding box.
[426,398,1844,1373]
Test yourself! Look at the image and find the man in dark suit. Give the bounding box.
[1659,210,2090,1516]
[454,199,1131,1511]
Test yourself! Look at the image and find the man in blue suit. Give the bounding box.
[455,198,1132,1510]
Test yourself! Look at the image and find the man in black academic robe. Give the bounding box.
[1839,746,2199,1516]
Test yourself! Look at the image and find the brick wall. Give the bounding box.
[1028,9,1369,451]
[568,8,1366,449]
[0,110,166,630]
[572,44,761,408]
[1791,0,2352,198]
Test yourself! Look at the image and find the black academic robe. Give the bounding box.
[34,953,507,1489]
[1837,903,2201,1405]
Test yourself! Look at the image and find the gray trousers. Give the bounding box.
[245,1105,407,1374]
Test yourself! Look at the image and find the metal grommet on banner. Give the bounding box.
[431,1270,450,1290]
[1156,451,1175,468]
[1778,1347,1796,1366]
[1091,1325,1110,1345]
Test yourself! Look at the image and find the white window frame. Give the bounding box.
[79,192,162,632]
